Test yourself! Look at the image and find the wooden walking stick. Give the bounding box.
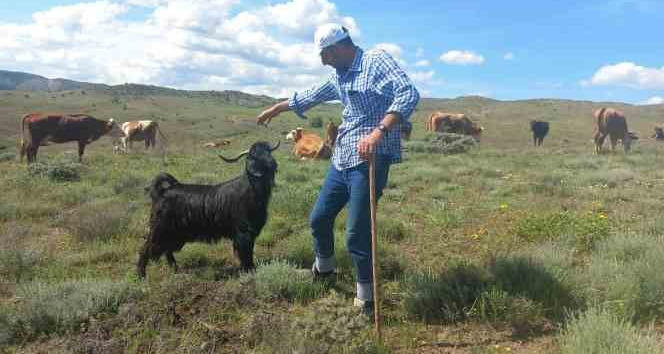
[368,153,381,340]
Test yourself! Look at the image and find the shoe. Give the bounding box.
[353,297,374,317]
[311,264,336,285]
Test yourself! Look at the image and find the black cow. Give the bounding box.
[136,141,280,278]
[530,120,550,146]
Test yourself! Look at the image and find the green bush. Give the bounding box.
[558,307,662,354]
[580,234,664,322]
[377,217,406,242]
[28,161,81,182]
[489,255,578,320]
[2,279,141,344]
[402,264,489,323]
[0,248,39,282]
[251,291,385,354]
[66,201,131,243]
[251,260,327,302]
[0,152,15,162]
[468,287,547,333]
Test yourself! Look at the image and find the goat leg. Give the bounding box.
[233,234,256,271]
[166,252,178,273]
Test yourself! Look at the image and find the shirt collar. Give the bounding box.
[348,47,363,72]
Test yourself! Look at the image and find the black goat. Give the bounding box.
[530,120,550,146]
[136,141,280,278]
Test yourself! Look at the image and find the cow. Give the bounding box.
[114,120,166,153]
[593,107,632,153]
[653,126,664,140]
[426,112,483,141]
[286,127,332,160]
[136,141,280,278]
[203,139,232,148]
[19,113,121,164]
[530,120,550,146]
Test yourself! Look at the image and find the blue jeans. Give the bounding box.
[309,155,391,284]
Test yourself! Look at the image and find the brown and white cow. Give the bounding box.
[593,107,633,153]
[114,120,166,153]
[19,113,121,164]
[286,127,332,159]
[426,112,483,141]
[202,139,232,148]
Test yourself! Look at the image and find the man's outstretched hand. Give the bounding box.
[257,101,289,126]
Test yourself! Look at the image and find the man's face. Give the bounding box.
[320,45,339,68]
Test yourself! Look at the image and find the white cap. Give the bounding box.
[315,23,349,53]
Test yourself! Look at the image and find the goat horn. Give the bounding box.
[219,150,249,163]
[270,140,281,152]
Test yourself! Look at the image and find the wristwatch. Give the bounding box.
[377,124,388,133]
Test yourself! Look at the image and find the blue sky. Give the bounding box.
[1,0,663,104]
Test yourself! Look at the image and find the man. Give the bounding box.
[257,24,419,315]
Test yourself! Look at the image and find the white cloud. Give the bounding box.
[372,43,402,59]
[587,62,664,89]
[640,96,664,105]
[0,0,360,97]
[415,47,424,58]
[409,70,436,84]
[440,50,485,65]
[372,43,406,66]
[414,59,430,67]
[503,52,514,60]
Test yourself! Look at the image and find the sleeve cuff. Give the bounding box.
[288,93,308,120]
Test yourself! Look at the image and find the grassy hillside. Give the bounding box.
[2,89,664,353]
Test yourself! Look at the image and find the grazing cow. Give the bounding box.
[136,141,280,278]
[426,112,483,141]
[593,107,632,153]
[114,120,166,153]
[203,139,232,148]
[19,113,121,163]
[530,120,550,146]
[653,126,664,140]
[286,127,332,159]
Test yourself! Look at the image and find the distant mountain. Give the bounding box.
[0,70,276,107]
[0,70,107,91]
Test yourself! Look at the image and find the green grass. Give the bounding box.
[558,307,663,354]
[1,90,664,352]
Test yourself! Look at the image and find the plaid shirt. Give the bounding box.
[288,47,420,170]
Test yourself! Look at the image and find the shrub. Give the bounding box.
[0,248,39,282]
[489,256,578,320]
[66,201,131,243]
[580,234,664,323]
[112,173,148,195]
[251,260,327,302]
[251,291,384,354]
[377,217,406,242]
[2,279,141,344]
[28,161,81,182]
[558,307,662,354]
[468,288,547,333]
[0,152,15,162]
[402,263,489,323]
